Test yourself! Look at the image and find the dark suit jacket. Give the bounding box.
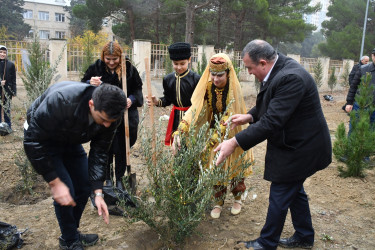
[236,53,332,182]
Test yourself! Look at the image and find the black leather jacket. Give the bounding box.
[23,81,119,190]
[346,62,375,105]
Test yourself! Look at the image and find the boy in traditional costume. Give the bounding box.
[146,42,200,145]
[173,53,254,219]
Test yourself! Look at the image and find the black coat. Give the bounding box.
[24,82,119,190]
[82,59,143,148]
[346,62,375,105]
[236,53,332,182]
[0,59,16,98]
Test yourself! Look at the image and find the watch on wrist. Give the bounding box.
[95,192,104,198]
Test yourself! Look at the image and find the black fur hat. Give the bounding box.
[168,42,191,61]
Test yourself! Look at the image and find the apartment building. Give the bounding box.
[23,0,71,40]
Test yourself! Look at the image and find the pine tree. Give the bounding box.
[328,67,337,93]
[21,36,62,105]
[313,59,323,88]
[333,73,375,177]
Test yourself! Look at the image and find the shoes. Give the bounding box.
[231,200,242,215]
[79,233,99,246]
[210,205,222,219]
[59,238,84,250]
[278,235,313,249]
[236,239,265,249]
[59,233,98,249]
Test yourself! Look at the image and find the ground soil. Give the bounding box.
[1,84,374,250]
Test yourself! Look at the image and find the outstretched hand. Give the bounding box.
[95,196,109,224]
[214,137,239,165]
[49,178,76,207]
[226,114,253,129]
[172,134,181,155]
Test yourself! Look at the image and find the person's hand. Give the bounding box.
[214,137,239,165]
[48,178,76,207]
[94,192,109,224]
[1,80,5,86]
[345,104,353,113]
[145,95,158,107]
[90,76,102,86]
[172,134,181,155]
[226,114,253,129]
[127,98,132,109]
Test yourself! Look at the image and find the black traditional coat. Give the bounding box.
[158,69,200,132]
[235,53,332,182]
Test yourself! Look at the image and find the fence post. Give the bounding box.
[318,57,330,91]
[49,38,67,81]
[133,39,151,81]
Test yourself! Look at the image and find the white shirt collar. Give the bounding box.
[263,54,279,85]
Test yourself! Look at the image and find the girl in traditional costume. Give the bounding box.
[173,53,254,219]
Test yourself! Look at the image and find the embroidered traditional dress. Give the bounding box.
[175,53,254,180]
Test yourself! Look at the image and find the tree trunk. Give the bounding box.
[185,1,194,44]
[234,10,245,51]
[126,7,136,42]
[216,1,222,47]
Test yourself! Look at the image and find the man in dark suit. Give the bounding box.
[215,39,332,249]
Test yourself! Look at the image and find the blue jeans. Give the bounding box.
[257,180,314,249]
[348,102,375,136]
[50,144,90,244]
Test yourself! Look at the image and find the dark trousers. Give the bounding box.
[257,180,314,249]
[52,144,91,244]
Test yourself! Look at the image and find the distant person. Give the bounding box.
[24,82,127,250]
[146,42,200,145]
[215,40,332,249]
[173,53,254,219]
[349,55,369,84]
[345,49,375,133]
[82,41,143,190]
[0,45,16,132]
[342,55,370,112]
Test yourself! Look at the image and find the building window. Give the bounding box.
[38,11,49,21]
[55,31,65,39]
[26,30,35,38]
[23,10,33,19]
[55,13,65,22]
[39,30,50,39]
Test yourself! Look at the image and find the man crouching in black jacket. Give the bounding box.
[23,82,127,249]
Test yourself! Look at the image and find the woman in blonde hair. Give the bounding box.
[173,53,254,219]
[82,41,143,190]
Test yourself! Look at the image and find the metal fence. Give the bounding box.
[0,40,49,72]
[1,40,350,85]
[67,43,133,73]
